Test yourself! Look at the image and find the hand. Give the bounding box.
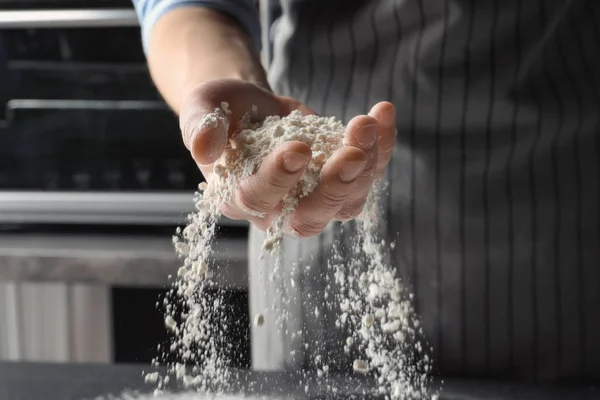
[179,79,396,237]
[289,101,396,236]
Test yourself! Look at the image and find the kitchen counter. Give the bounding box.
[0,362,597,400]
[0,233,248,288]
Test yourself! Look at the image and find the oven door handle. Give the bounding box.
[0,9,139,29]
[0,192,248,226]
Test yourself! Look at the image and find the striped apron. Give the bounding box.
[249,0,600,383]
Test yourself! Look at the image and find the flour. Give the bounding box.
[149,105,434,400]
[253,313,265,327]
[353,359,370,374]
[97,394,291,400]
[220,109,346,252]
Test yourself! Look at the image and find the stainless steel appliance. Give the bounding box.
[0,1,249,366]
[0,0,220,226]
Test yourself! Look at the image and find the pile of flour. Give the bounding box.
[148,104,434,400]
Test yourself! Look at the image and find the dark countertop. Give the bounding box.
[0,362,598,400]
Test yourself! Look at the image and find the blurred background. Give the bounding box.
[0,0,250,368]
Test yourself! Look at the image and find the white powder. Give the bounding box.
[253,313,265,327]
[164,316,177,332]
[352,359,370,374]
[97,394,292,400]
[144,372,160,384]
[362,314,375,328]
[216,109,346,252]
[152,105,434,400]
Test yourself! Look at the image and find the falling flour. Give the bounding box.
[148,104,434,400]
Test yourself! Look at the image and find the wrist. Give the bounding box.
[180,31,269,94]
[148,7,269,113]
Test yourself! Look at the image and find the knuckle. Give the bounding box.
[318,188,347,209]
[359,164,376,179]
[336,206,364,221]
[336,209,359,221]
[337,199,367,220]
[235,189,271,216]
[376,149,394,167]
[290,219,325,238]
[261,172,291,192]
[378,146,394,159]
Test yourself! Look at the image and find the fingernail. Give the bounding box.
[380,106,396,128]
[283,151,310,172]
[358,124,378,149]
[190,123,227,165]
[339,160,366,182]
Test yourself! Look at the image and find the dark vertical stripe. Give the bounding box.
[593,7,600,356]
[557,3,586,377]
[387,1,402,103]
[434,0,450,370]
[538,0,564,377]
[583,0,600,379]
[302,15,315,105]
[587,9,600,242]
[386,0,402,260]
[506,0,523,374]
[482,0,499,372]
[362,1,381,113]
[285,3,301,99]
[459,0,476,375]
[410,0,426,316]
[527,64,542,382]
[340,11,358,122]
[320,3,337,116]
[303,2,326,106]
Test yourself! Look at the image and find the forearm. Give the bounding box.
[146,7,268,113]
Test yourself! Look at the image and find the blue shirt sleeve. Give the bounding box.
[132,0,261,54]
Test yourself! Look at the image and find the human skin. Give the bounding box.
[147,7,396,236]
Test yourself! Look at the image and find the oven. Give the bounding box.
[0,0,215,226]
[0,1,250,366]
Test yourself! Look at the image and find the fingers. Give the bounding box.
[180,80,291,165]
[182,108,229,166]
[182,90,397,236]
[335,102,397,220]
[234,141,311,223]
[335,115,379,219]
[289,146,367,237]
[219,202,282,231]
[368,101,397,177]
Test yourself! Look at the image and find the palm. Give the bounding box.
[177,78,396,236]
[179,79,311,165]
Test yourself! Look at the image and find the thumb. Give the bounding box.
[179,104,229,166]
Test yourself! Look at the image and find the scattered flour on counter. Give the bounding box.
[147,104,435,400]
[96,393,291,400]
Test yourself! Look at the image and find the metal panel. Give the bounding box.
[0,191,248,226]
[0,234,249,288]
[0,9,138,29]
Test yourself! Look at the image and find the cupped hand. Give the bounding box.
[289,102,396,236]
[179,79,396,236]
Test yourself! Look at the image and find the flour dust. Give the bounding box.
[146,104,435,400]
